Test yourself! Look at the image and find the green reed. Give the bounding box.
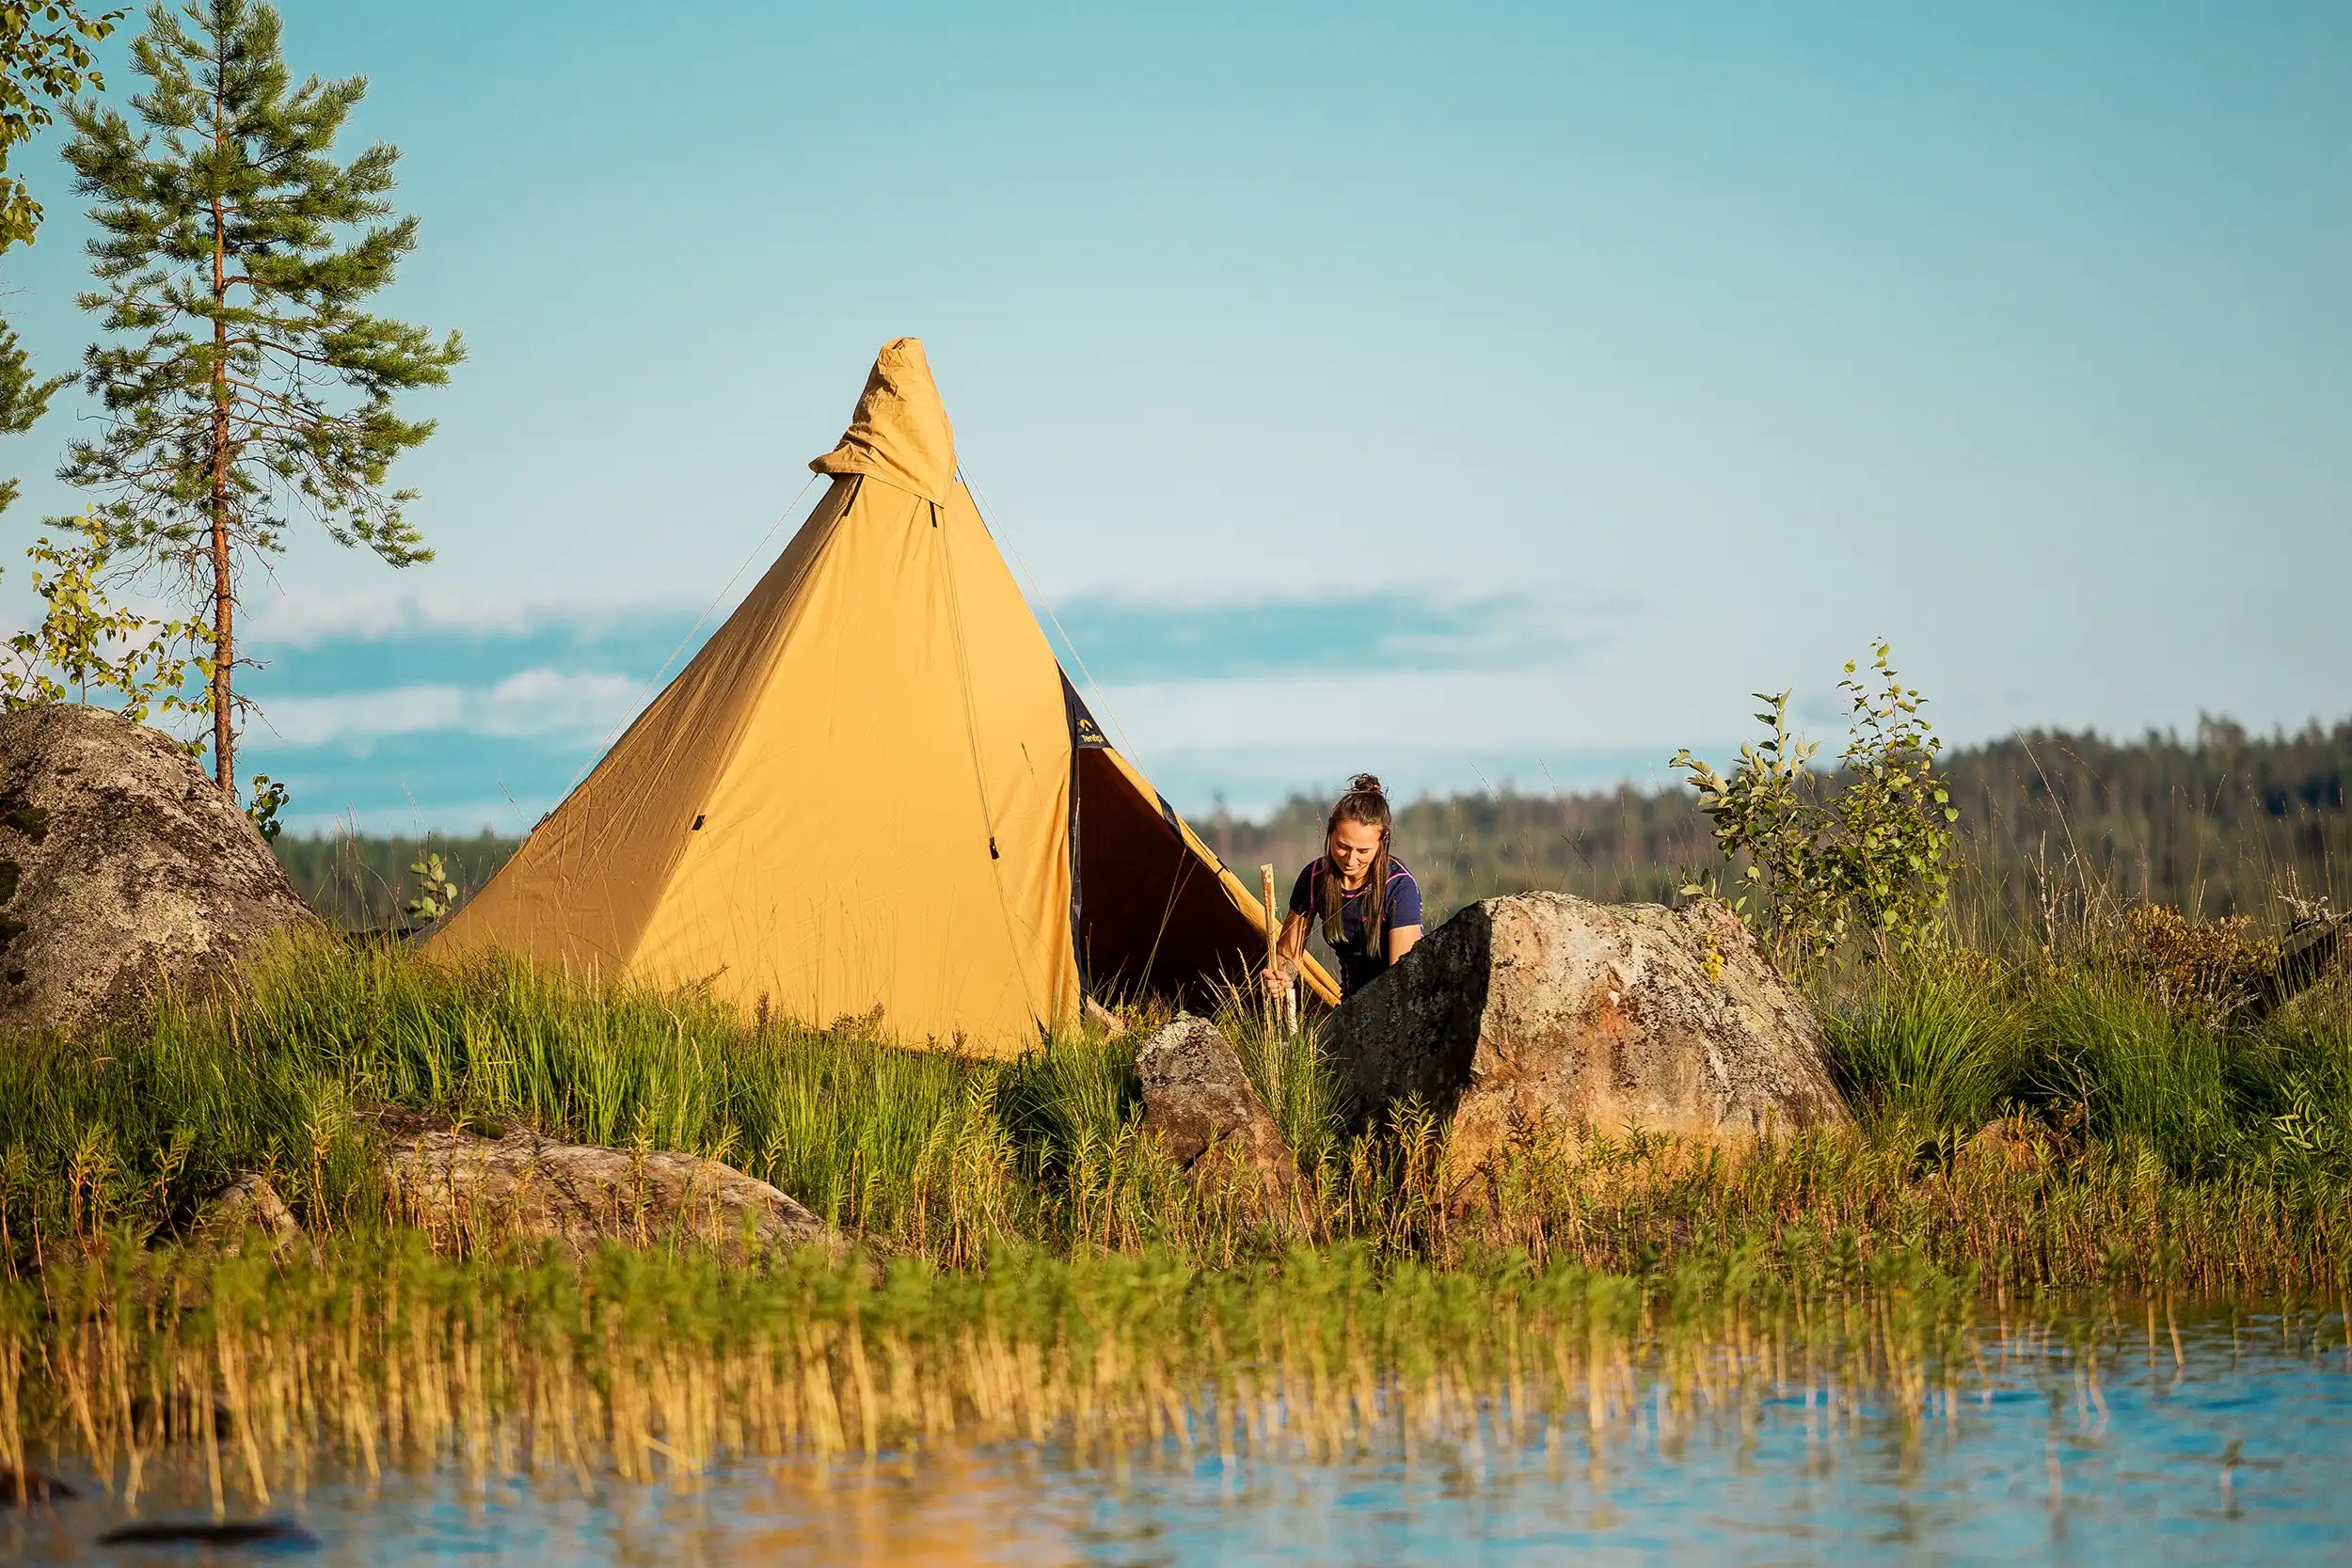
[3,1236,2000,1511]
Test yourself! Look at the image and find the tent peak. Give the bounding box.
[809,337,957,504]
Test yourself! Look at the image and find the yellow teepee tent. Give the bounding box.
[427,340,1336,1053]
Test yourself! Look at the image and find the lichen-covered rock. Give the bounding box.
[191,1172,302,1253]
[372,1110,834,1258]
[1324,894,1849,1173]
[0,705,315,1037]
[1135,1013,1296,1199]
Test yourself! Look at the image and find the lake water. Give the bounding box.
[8,1306,2348,1565]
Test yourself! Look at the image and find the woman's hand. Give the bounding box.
[1264,910,1308,997]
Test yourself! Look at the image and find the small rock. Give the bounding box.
[1324,894,1851,1176]
[99,1516,318,1547]
[1135,1014,1297,1200]
[371,1110,834,1258]
[1964,1117,2047,1174]
[0,1467,73,1504]
[191,1173,301,1254]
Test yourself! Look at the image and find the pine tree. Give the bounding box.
[58,0,461,787]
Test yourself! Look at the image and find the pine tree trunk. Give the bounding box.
[208,414,231,790]
[207,63,233,791]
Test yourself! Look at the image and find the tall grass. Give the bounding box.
[2,929,2347,1295]
[2033,970,2243,1176]
[1216,982,1348,1166]
[0,936,1046,1264]
[1825,941,2352,1186]
[1826,967,2026,1133]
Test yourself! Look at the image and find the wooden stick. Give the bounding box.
[1259,863,1279,1027]
[1259,863,1294,1032]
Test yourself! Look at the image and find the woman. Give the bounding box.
[1263,774,1423,1002]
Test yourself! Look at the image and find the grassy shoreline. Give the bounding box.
[0,918,2343,1500]
[1,927,2344,1296]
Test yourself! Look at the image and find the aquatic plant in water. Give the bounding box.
[0,1236,2024,1512]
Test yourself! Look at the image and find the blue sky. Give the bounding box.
[1,2,2345,834]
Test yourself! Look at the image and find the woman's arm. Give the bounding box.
[1263,910,1310,991]
[1385,867,1424,968]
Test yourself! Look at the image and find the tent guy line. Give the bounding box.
[963,468,1150,771]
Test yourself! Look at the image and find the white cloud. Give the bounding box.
[1089,662,1695,758]
[257,687,467,746]
[245,583,704,647]
[250,669,646,746]
[472,670,645,738]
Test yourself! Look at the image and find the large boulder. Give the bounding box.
[1324,894,1849,1172]
[372,1109,834,1258]
[1135,1013,1297,1201]
[0,705,315,1037]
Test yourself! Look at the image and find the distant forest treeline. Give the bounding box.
[276,718,2350,933]
[273,832,520,932]
[1201,718,2349,937]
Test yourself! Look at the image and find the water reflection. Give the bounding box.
[7,1307,2347,1564]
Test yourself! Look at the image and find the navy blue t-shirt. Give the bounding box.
[1289,857,1422,998]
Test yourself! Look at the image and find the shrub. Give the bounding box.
[1674,641,1958,967]
[2110,904,2279,1020]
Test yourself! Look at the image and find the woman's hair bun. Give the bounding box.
[1347,773,1385,798]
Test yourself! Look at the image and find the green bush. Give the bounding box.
[1673,642,1958,967]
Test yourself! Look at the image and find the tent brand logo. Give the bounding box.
[1059,671,1110,750]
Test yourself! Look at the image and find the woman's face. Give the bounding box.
[1327,818,1384,884]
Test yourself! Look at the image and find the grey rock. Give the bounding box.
[372,1109,834,1258]
[1136,1013,1297,1198]
[191,1172,301,1253]
[100,1519,318,1547]
[1325,894,1850,1174]
[0,705,315,1037]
